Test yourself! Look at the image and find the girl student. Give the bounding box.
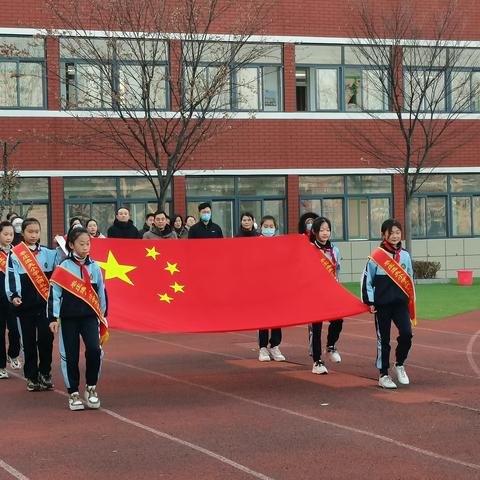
[257,215,285,362]
[48,227,107,411]
[6,218,58,391]
[362,218,415,389]
[298,212,319,240]
[0,221,22,379]
[309,217,343,374]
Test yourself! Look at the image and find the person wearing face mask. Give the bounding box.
[235,212,259,237]
[107,207,140,239]
[11,217,24,246]
[298,212,319,240]
[187,202,223,239]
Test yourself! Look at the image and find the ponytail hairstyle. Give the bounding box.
[66,227,90,252]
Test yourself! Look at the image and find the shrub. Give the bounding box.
[413,260,441,279]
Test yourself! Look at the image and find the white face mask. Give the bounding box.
[14,226,22,234]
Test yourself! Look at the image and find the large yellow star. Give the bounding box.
[158,293,173,304]
[145,246,160,260]
[169,282,185,293]
[97,251,136,285]
[165,262,180,275]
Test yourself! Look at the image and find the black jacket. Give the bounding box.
[235,228,260,237]
[188,221,223,239]
[107,219,140,239]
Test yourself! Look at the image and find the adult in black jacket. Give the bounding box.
[235,212,259,237]
[188,202,223,239]
[107,207,140,239]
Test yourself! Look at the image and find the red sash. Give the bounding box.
[50,265,109,345]
[12,242,50,302]
[369,247,416,326]
[0,251,7,274]
[318,249,337,279]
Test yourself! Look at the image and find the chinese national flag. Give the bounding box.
[90,235,368,333]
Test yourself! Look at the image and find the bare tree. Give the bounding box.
[45,0,277,210]
[344,0,480,252]
[0,140,20,219]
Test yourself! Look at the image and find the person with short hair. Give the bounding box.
[86,219,105,238]
[142,211,177,240]
[138,213,155,238]
[235,212,259,237]
[187,202,223,239]
[107,207,140,239]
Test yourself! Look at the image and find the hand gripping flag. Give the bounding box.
[90,235,368,333]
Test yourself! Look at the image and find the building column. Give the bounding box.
[49,177,65,242]
[173,175,186,217]
[287,174,299,233]
[283,43,296,112]
[46,36,60,110]
[393,174,405,226]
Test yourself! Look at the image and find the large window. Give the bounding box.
[295,45,387,112]
[412,174,480,238]
[0,36,45,108]
[60,38,168,110]
[186,176,286,237]
[64,176,171,234]
[299,175,392,240]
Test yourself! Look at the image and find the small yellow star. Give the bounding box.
[97,251,136,285]
[165,262,180,275]
[170,282,185,293]
[158,293,173,304]
[145,246,160,260]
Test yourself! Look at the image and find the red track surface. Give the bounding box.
[1,312,479,480]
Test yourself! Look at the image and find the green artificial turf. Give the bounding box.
[341,279,480,320]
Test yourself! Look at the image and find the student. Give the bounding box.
[188,203,223,239]
[235,212,260,237]
[48,227,107,411]
[362,218,415,389]
[257,216,285,362]
[11,217,24,247]
[298,212,319,239]
[309,217,343,374]
[6,218,58,391]
[86,219,105,238]
[143,211,177,239]
[0,222,22,379]
[69,217,83,230]
[107,207,140,239]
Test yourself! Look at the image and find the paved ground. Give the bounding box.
[1,311,479,480]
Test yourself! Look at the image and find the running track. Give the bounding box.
[1,312,479,480]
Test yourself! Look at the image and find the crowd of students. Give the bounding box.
[0,202,415,411]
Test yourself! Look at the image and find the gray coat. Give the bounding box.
[142,225,177,240]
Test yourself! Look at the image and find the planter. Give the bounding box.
[414,278,449,285]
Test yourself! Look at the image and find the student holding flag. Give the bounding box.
[309,217,343,374]
[48,227,108,411]
[362,218,415,389]
[6,218,58,391]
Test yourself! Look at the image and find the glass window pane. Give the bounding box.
[75,64,106,108]
[120,177,171,199]
[67,203,91,230]
[344,68,362,111]
[300,199,322,216]
[236,44,282,64]
[122,202,146,229]
[451,197,472,236]
[450,70,471,111]
[403,47,447,67]
[23,204,48,244]
[237,176,285,196]
[411,197,426,238]
[348,198,369,239]
[403,70,422,111]
[64,177,116,199]
[450,174,480,192]
[426,197,447,237]
[299,176,344,195]
[0,62,17,107]
[295,45,342,65]
[473,197,480,235]
[212,200,233,237]
[236,67,259,110]
[19,63,43,107]
[425,71,445,111]
[118,64,143,109]
[60,38,111,60]
[316,69,338,110]
[362,69,384,111]
[208,65,231,110]
[115,39,167,62]
[472,72,480,111]
[323,198,343,239]
[415,175,447,192]
[344,46,384,65]
[186,177,235,196]
[13,178,49,201]
[91,203,116,236]
[151,65,167,109]
[0,36,44,58]
[370,198,390,238]
[264,199,285,234]
[263,66,280,111]
[347,175,391,194]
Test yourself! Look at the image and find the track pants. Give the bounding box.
[17,307,53,381]
[375,302,413,375]
[258,329,282,348]
[0,301,21,368]
[311,319,343,363]
[59,316,102,394]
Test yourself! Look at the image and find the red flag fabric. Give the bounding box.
[90,235,368,333]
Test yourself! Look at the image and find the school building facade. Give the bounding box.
[1,1,480,280]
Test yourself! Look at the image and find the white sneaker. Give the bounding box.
[378,375,397,389]
[395,365,410,385]
[258,347,271,362]
[68,392,85,411]
[8,356,22,370]
[268,346,286,362]
[84,386,101,409]
[312,361,328,375]
[327,348,342,363]
[0,368,9,379]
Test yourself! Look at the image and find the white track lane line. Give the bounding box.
[105,357,480,473]
[0,459,30,480]
[466,329,480,378]
[433,401,480,414]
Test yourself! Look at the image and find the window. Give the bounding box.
[0,36,45,108]
[186,176,286,237]
[295,44,388,112]
[60,37,168,110]
[299,175,392,240]
[404,70,446,112]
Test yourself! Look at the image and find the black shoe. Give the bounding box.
[39,373,54,390]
